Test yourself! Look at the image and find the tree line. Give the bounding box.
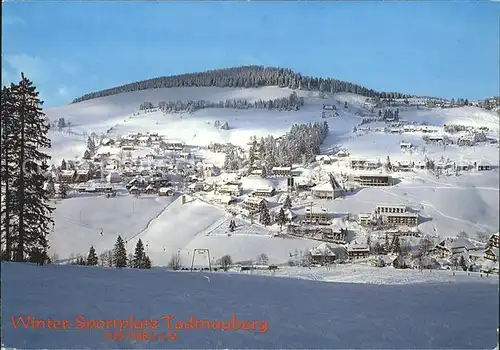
[72,66,413,104]
[73,237,152,269]
[139,91,305,113]
[1,74,54,263]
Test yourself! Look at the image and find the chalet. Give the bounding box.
[403,125,416,132]
[144,185,157,194]
[315,155,332,165]
[101,138,114,146]
[353,174,392,187]
[309,243,340,265]
[335,150,349,157]
[188,182,205,192]
[272,167,292,177]
[431,238,477,258]
[427,135,444,143]
[414,161,426,170]
[389,127,400,134]
[311,174,344,199]
[121,145,135,151]
[484,247,499,262]
[106,172,122,184]
[218,184,242,196]
[59,170,76,183]
[400,141,413,150]
[393,161,413,172]
[488,232,499,248]
[129,186,140,195]
[158,187,175,196]
[252,187,276,197]
[75,169,91,183]
[215,195,236,205]
[304,206,329,225]
[243,197,266,213]
[456,163,472,171]
[322,228,348,242]
[347,244,370,259]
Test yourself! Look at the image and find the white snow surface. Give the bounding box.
[1,262,499,349]
[43,87,499,264]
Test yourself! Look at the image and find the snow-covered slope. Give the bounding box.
[1,262,498,349]
[43,87,499,263]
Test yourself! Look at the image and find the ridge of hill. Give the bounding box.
[72,66,414,104]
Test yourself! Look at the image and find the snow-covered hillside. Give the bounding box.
[43,87,499,264]
[1,262,498,349]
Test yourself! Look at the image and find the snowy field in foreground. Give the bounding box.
[2,262,499,349]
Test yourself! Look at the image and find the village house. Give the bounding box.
[335,150,349,157]
[399,141,413,150]
[129,186,141,195]
[242,197,266,213]
[414,161,426,170]
[381,212,419,227]
[347,243,370,259]
[158,187,175,196]
[426,135,444,144]
[188,182,206,192]
[358,213,373,226]
[271,167,292,177]
[59,170,76,183]
[431,238,478,259]
[252,187,276,197]
[217,183,242,196]
[308,243,344,265]
[353,174,392,187]
[304,206,329,225]
[75,169,91,183]
[315,155,332,165]
[350,159,381,170]
[311,174,344,200]
[321,227,348,242]
[392,161,413,172]
[106,172,122,184]
[144,185,157,194]
[214,195,236,206]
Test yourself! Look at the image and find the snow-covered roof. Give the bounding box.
[310,182,334,192]
[244,197,265,205]
[309,243,336,257]
[305,206,327,215]
[159,187,173,193]
[347,244,369,252]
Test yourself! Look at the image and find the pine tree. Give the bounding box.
[46,177,56,198]
[260,205,271,226]
[261,165,268,178]
[3,74,54,261]
[87,136,96,155]
[132,239,146,268]
[283,195,292,209]
[0,85,18,260]
[143,255,152,269]
[392,236,401,254]
[83,149,91,160]
[113,235,127,268]
[61,159,67,170]
[459,255,468,271]
[229,220,236,232]
[86,245,98,266]
[277,207,286,230]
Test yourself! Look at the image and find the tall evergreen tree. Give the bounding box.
[283,195,292,209]
[113,235,127,268]
[0,85,18,260]
[1,74,54,261]
[87,245,98,266]
[392,236,401,255]
[132,239,146,268]
[260,205,271,226]
[277,207,287,230]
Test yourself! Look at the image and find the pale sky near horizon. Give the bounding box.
[2,1,499,107]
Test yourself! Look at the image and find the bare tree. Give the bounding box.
[219,254,232,271]
[457,231,469,239]
[256,253,269,265]
[419,237,434,256]
[476,231,489,243]
[168,253,182,270]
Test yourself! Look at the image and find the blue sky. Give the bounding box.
[2,1,499,107]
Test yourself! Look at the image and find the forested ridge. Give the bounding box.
[72,66,413,103]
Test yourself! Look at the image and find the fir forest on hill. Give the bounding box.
[72,66,415,103]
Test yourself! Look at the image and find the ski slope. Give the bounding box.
[1,262,498,349]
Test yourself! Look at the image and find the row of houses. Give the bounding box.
[308,242,370,264]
